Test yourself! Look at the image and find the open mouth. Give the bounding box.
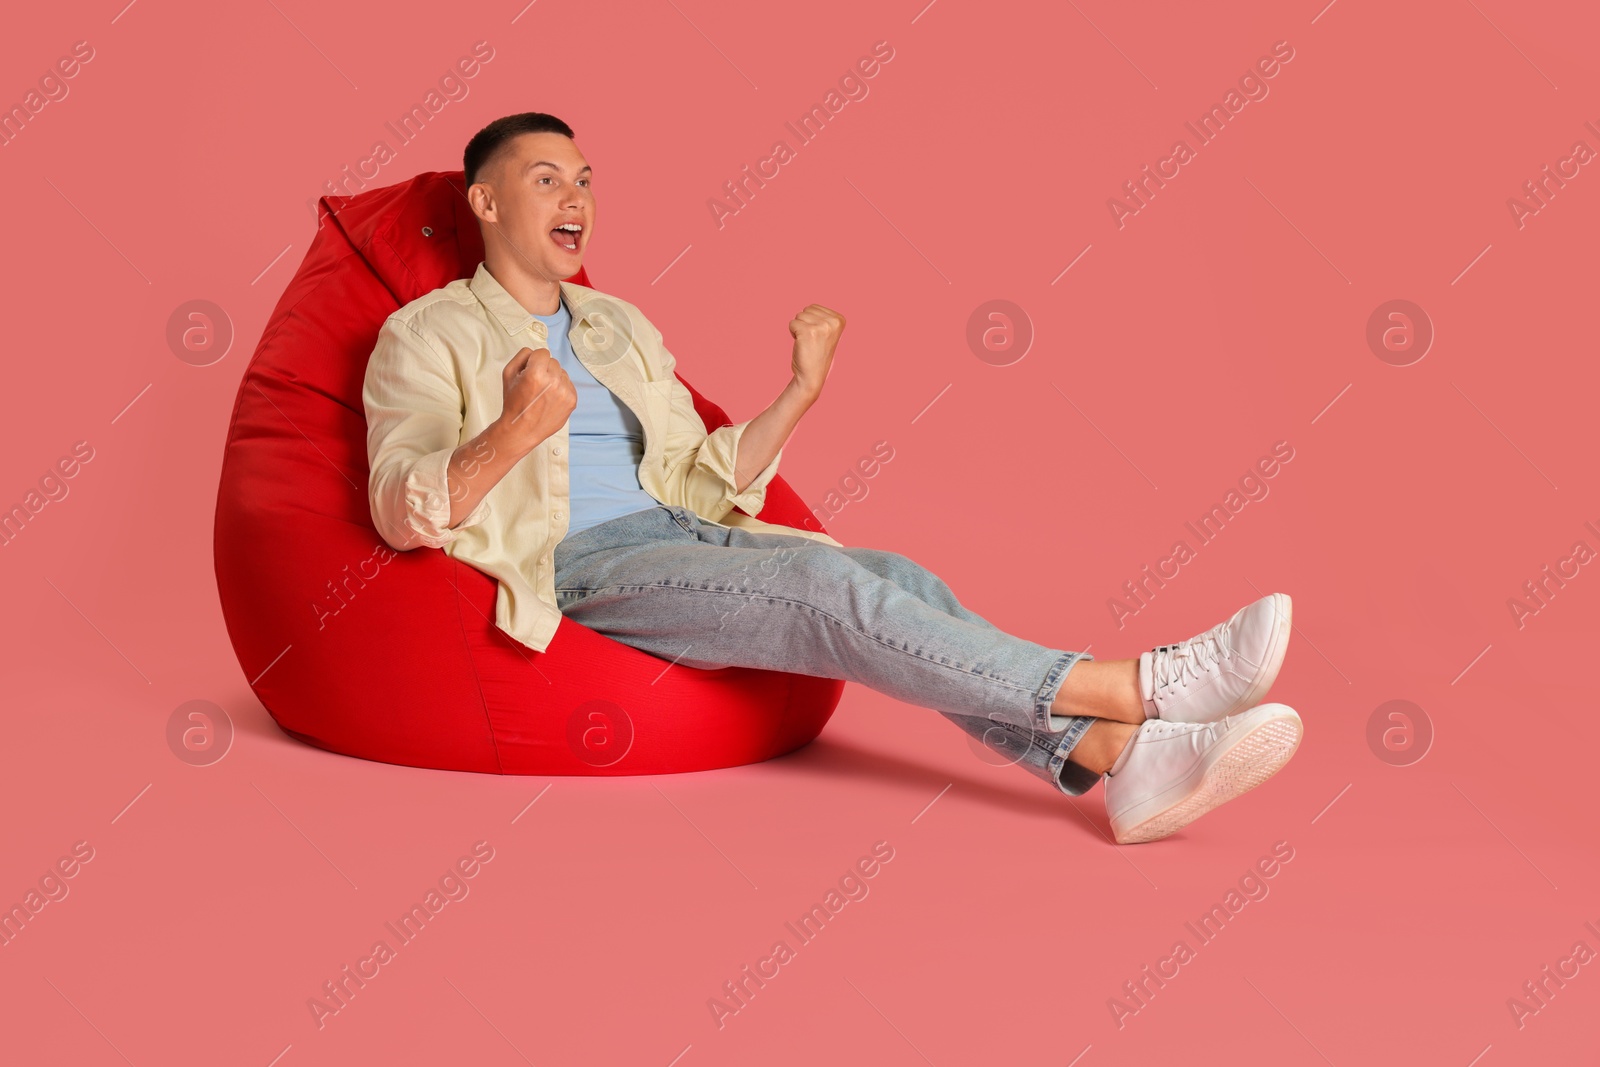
[549,222,583,253]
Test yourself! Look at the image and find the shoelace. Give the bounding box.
[1143,716,1230,742]
[1150,621,1235,691]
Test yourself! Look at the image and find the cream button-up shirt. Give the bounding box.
[362,261,841,653]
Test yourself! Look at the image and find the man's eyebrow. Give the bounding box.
[526,161,593,175]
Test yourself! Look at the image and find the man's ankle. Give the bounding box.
[1052,659,1146,725]
[1070,720,1136,775]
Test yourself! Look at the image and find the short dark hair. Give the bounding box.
[463,112,576,188]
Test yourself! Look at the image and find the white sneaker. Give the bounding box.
[1140,593,1292,723]
[1105,703,1303,844]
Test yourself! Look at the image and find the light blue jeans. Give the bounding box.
[552,504,1101,795]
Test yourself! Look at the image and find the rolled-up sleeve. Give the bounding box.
[362,316,491,551]
[650,326,783,523]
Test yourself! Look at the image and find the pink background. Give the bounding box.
[2,0,1596,1063]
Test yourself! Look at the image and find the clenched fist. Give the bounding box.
[495,347,577,454]
[789,304,845,400]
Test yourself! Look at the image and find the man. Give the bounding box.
[362,112,1305,844]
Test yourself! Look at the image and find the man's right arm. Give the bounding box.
[363,317,576,550]
[439,419,533,530]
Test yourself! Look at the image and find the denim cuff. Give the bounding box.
[1031,649,1093,733]
[1028,649,1103,797]
[1049,737,1104,797]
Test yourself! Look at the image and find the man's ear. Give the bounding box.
[468,182,496,223]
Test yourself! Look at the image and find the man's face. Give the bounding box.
[470,131,594,281]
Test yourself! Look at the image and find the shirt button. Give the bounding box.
[552,445,563,456]
[553,510,564,521]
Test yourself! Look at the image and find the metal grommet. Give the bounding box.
[421,226,433,237]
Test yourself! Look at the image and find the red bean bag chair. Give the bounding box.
[213,170,843,774]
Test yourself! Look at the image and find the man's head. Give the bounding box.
[464,113,592,282]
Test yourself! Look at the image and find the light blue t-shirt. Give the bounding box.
[533,297,661,539]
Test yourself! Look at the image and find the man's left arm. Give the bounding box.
[730,304,845,491]
[652,304,845,521]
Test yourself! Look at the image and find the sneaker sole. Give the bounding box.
[1111,708,1303,845]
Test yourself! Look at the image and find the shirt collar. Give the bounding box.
[469,260,593,337]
